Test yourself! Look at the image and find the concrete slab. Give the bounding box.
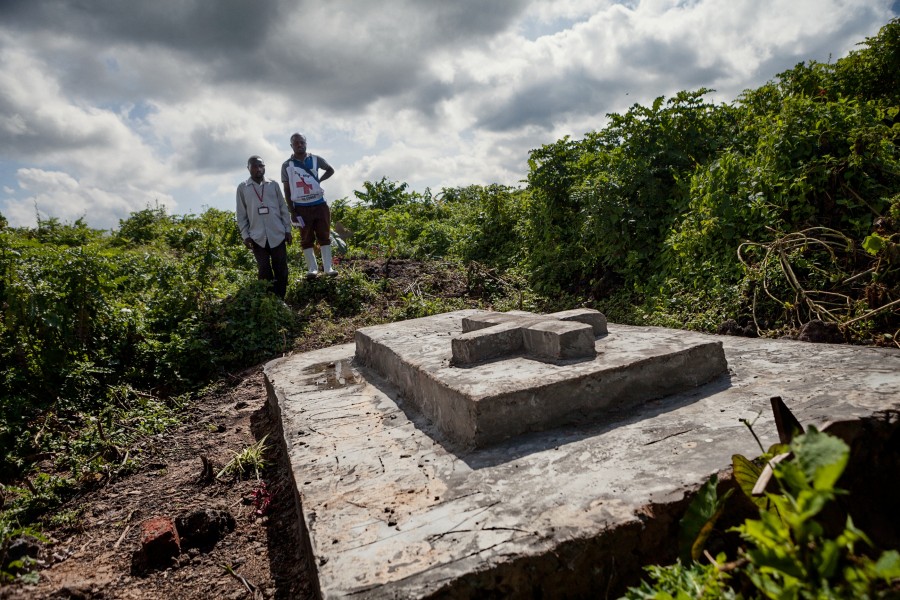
[264,314,900,599]
[355,310,728,448]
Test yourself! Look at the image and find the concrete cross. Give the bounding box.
[451,309,608,365]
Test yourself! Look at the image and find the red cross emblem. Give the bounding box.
[295,177,314,195]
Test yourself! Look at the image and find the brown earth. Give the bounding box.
[2,367,315,600]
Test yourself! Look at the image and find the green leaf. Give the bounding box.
[678,475,733,563]
[839,515,873,548]
[732,454,768,510]
[746,545,805,580]
[873,550,900,580]
[817,539,841,578]
[776,461,810,497]
[861,233,887,255]
[766,443,791,457]
[736,510,791,548]
[791,427,849,491]
[794,489,831,522]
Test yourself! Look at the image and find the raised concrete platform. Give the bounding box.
[263,313,900,599]
[355,310,727,448]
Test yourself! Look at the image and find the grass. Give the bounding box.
[216,435,270,481]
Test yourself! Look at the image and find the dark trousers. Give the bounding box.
[295,203,331,249]
[251,240,289,298]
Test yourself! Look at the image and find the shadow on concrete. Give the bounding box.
[251,386,319,600]
[360,364,734,470]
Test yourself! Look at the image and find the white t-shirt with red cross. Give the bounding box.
[281,155,328,206]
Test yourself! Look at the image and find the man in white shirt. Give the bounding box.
[236,155,293,298]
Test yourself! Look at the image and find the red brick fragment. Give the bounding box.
[139,516,181,567]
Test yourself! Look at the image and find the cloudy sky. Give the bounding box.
[1,0,897,230]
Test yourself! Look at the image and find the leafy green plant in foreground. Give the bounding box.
[732,428,900,598]
[624,558,738,600]
[624,427,900,598]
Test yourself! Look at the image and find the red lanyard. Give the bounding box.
[253,182,265,203]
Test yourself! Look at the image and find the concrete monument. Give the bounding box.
[355,308,728,448]
[263,309,900,599]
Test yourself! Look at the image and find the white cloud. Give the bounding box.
[0,0,895,229]
[3,168,175,230]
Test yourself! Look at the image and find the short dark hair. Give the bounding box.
[290,133,305,143]
[247,155,264,166]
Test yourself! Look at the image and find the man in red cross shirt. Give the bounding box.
[281,133,337,278]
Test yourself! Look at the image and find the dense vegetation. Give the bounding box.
[336,19,899,338]
[1,18,898,589]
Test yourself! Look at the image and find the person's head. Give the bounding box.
[247,155,265,182]
[290,133,307,157]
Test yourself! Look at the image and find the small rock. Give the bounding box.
[175,508,236,551]
[798,319,843,344]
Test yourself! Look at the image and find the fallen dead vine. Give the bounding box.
[738,226,899,344]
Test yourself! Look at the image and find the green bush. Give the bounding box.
[524,90,733,296]
[519,19,899,337]
[0,206,298,525]
[286,267,378,318]
[624,428,900,599]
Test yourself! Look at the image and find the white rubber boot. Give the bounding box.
[321,244,338,276]
[303,247,319,278]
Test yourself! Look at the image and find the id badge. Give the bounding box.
[258,206,270,215]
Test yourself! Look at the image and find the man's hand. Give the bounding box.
[285,232,293,245]
[244,237,253,249]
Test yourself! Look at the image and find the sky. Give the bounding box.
[0,0,897,230]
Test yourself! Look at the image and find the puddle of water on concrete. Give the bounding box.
[303,359,364,389]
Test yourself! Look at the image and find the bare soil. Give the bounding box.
[3,367,314,600]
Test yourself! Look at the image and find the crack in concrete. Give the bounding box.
[642,428,694,445]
